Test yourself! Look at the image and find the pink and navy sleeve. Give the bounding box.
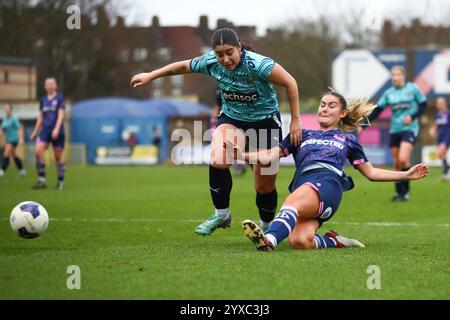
[279,129,305,157]
[348,139,368,167]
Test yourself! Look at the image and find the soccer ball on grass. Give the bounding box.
[10,201,49,239]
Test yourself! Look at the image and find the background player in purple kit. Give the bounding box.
[429,97,450,181]
[226,90,429,251]
[30,77,66,190]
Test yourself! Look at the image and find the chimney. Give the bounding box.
[198,15,209,45]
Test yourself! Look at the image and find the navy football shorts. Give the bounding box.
[216,112,282,151]
[389,131,417,148]
[438,130,450,147]
[289,169,343,228]
[37,128,65,149]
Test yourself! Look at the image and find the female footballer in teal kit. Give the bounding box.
[366,66,427,201]
[131,28,302,235]
[0,103,26,177]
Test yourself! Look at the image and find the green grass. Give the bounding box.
[0,165,449,299]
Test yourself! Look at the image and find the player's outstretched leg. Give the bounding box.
[317,230,365,248]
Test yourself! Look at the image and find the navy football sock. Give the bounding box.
[395,181,402,195]
[1,157,10,171]
[314,234,337,248]
[36,159,45,181]
[209,165,232,210]
[14,157,23,170]
[443,159,449,175]
[402,167,410,195]
[256,189,277,223]
[57,162,65,182]
[265,206,298,247]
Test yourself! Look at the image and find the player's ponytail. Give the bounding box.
[327,90,377,133]
[341,97,377,132]
[211,28,256,52]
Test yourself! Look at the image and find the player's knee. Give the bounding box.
[288,234,314,250]
[254,183,275,194]
[398,159,409,169]
[437,149,447,159]
[210,162,230,170]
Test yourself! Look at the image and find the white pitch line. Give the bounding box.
[2,217,449,227]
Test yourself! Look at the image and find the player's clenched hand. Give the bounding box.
[51,129,59,140]
[223,140,243,160]
[290,118,302,146]
[428,126,436,138]
[403,115,413,125]
[406,163,429,180]
[130,73,152,88]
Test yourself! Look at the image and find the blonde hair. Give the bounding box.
[326,91,377,133]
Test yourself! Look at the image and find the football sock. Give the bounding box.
[265,205,298,247]
[209,165,232,210]
[260,220,271,231]
[57,162,65,182]
[443,159,449,175]
[402,167,410,195]
[1,157,10,171]
[14,157,23,170]
[256,189,277,223]
[37,159,45,181]
[314,234,337,249]
[215,208,230,220]
[394,181,402,195]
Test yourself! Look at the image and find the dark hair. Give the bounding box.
[212,28,239,47]
[211,28,256,52]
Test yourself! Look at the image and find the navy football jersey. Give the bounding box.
[436,110,450,134]
[39,93,65,129]
[280,129,368,174]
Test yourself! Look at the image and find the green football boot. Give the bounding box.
[194,213,231,236]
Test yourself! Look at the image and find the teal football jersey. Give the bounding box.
[190,49,279,122]
[377,82,426,135]
[1,115,20,143]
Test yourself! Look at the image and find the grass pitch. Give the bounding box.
[0,165,449,299]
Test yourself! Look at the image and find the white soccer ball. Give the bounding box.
[10,201,49,239]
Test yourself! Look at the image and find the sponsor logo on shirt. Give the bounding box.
[222,90,258,103]
[333,134,346,142]
[41,106,57,112]
[391,103,411,110]
[301,139,344,149]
